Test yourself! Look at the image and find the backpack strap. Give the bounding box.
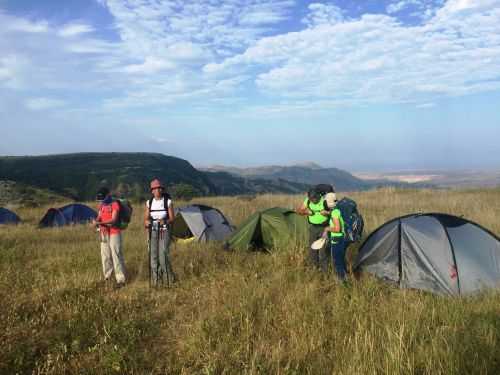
[148,194,170,220]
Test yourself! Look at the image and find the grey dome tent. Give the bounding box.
[171,204,234,242]
[225,207,309,251]
[0,207,21,225]
[354,213,500,296]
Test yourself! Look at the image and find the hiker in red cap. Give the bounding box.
[144,178,176,286]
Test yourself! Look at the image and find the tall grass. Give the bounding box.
[1,188,499,374]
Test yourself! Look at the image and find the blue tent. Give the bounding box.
[39,203,97,227]
[0,207,21,225]
[59,204,97,224]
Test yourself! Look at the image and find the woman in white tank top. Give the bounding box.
[144,178,176,286]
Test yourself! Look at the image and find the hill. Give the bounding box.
[0,153,218,200]
[0,153,314,200]
[203,171,309,195]
[203,164,372,191]
[0,180,67,208]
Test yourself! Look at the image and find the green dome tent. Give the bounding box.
[225,207,309,251]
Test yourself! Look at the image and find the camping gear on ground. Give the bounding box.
[39,203,97,227]
[171,204,233,243]
[225,207,308,251]
[335,197,364,243]
[354,213,500,296]
[0,207,21,225]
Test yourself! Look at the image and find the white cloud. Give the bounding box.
[207,2,500,106]
[387,0,421,14]
[151,137,174,144]
[59,23,95,37]
[438,0,499,13]
[25,97,67,111]
[2,0,500,116]
[98,0,296,57]
[302,3,344,26]
[0,55,32,89]
[122,56,175,74]
[65,39,115,54]
[4,17,49,33]
[416,102,436,108]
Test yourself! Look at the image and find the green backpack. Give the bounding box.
[114,198,133,230]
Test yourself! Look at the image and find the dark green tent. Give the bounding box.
[225,207,309,251]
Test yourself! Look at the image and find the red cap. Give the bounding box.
[150,178,164,190]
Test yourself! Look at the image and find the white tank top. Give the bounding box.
[147,197,171,220]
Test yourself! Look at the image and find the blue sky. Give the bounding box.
[1,0,499,171]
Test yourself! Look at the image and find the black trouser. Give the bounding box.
[308,222,329,271]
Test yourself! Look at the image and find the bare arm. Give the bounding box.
[167,203,175,225]
[323,217,340,236]
[296,202,312,216]
[91,210,101,227]
[144,202,151,228]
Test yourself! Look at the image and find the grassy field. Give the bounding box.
[1,188,499,374]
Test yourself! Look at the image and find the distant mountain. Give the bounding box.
[202,164,372,191]
[204,171,309,195]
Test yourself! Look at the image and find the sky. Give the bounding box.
[0,0,499,171]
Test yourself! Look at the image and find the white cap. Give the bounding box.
[325,192,337,209]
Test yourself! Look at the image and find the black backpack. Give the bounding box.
[148,193,172,220]
[335,197,364,243]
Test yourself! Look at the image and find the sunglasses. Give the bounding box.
[151,187,163,191]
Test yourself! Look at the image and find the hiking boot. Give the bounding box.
[115,281,126,290]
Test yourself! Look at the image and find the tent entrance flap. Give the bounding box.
[171,216,193,239]
[250,217,264,249]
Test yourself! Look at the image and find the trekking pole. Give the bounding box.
[151,220,162,287]
[147,224,152,289]
[162,224,175,287]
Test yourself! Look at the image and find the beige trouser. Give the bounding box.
[100,232,126,283]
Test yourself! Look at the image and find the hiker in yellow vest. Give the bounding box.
[297,188,331,270]
[322,193,347,280]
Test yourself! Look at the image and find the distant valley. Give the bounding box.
[354,170,500,188]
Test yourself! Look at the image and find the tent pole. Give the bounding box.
[443,226,461,295]
[397,219,402,288]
